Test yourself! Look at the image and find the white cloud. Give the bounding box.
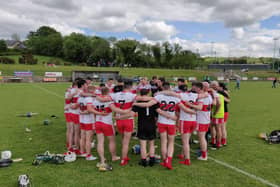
[135,21,177,41]
[232,28,245,40]
[49,24,85,36]
[0,0,280,57]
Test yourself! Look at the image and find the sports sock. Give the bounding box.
[221,138,226,145]
[211,137,216,145]
[216,141,221,148]
[201,151,207,158]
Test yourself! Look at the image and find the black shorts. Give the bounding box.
[137,122,156,140]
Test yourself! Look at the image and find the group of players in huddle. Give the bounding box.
[64,76,230,170]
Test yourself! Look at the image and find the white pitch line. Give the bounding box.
[32,84,64,99]
[174,143,279,187]
[32,84,279,187]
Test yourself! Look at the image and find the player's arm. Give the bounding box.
[213,97,221,115]
[156,108,177,121]
[224,97,230,103]
[80,92,95,97]
[133,99,157,108]
[109,104,131,114]
[223,92,230,103]
[178,103,196,114]
[70,103,79,109]
[67,89,78,100]
[115,111,135,120]
[87,104,108,116]
[155,90,180,98]
[96,95,112,102]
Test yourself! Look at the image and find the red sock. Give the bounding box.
[166,157,173,170]
[221,138,226,145]
[86,154,91,157]
[160,158,167,167]
[211,137,216,145]
[185,159,191,165]
[216,141,221,148]
[201,151,207,158]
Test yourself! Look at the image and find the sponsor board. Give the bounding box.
[45,72,63,77]
[43,77,57,82]
[14,71,33,77]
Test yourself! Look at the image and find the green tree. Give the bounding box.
[26,26,63,56]
[0,40,7,52]
[151,44,161,67]
[115,39,139,67]
[87,36,111,66]
[162,42,173,67]
[63,33,91,63]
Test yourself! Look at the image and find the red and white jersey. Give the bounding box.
[154,94,181,125]
[105,83,115,92]
[78,96,95,124]
[93,98,113,125]
[179,92,198,121]
[111,91,136,119]
[197,95,213,124]
[70,88,82,114]
[64,88,71,114]
[137,84,151,91]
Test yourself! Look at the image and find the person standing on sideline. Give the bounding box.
[272,78,277,88]
[235,78,240,90]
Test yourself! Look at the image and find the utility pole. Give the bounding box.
[273,37,279,70]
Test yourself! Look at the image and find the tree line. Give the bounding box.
[24,26,202,68]
[1,26,275,68]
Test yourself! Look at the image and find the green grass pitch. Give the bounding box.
[0,82,279,187]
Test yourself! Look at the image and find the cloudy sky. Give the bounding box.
[1,0,280,57]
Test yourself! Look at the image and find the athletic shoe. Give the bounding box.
[138,159,147,167]
[149,157,156,167]
[86,155,97,161]
[197,156,208,161]
[99,163,113,172]
[179,159,191,166]
[165,157,173,170]
[120,157,130,166]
